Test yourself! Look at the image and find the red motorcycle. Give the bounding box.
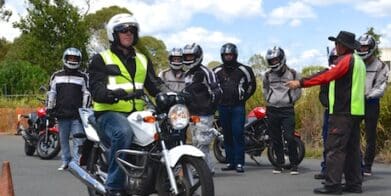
[17,103,61,159]
[213,106,305,169]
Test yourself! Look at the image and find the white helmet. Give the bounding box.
[62,47,82,69]
[169,48,183,70]
[106,13,139,45]
[357,34,377,60]
[266,46,286,72]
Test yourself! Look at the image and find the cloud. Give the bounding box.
[379,24,391,48]
[301,0,355,6]
[71,0,263,33]
[0,2,25,41]
[355,0,391,17]
[288,49,327,71]
[157,26,241,64]
[267,1,316,26]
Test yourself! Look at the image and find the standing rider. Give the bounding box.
[47,47,90,171]
[357,34,390,176]
[214,43,256,173]
[158,48,186,92]
[88,13,167,196]
[182,43,222,174]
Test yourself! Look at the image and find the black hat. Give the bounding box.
[328,31,361,50]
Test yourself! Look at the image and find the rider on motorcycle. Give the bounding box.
[88,13,168,196]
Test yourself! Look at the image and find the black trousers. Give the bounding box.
[267,106,298,165]
[325,115,362,188]
[363,101,380,168]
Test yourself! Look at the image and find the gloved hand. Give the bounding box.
[46,109,56,118]
[111,89,128,99]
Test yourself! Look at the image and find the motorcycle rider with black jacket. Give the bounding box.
[182,43,222,173]
[213,43,256,173]
[47,47,90,171]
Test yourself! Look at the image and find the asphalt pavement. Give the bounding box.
[1,134,391,196]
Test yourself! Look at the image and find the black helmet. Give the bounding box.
[266,46,286,72]
[220,43,238,68]
[183,43,203,69]
[357,34,377,60]
[328,48,338,65]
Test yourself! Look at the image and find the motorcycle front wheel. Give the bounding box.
[212,138,227,163]
[267,136,305,169]
[37,132,61,160]
[156,156,214,196]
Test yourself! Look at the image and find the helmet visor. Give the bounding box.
[65,55,81,65]
[114,24,137,34]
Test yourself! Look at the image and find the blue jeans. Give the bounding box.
[58,119,84,164]
[218,104,245,166]
[320,109,329,173]
[96,112,134,191]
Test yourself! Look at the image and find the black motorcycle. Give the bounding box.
[17,102,61,160]
[213,106,305,169]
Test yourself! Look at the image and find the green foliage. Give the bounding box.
[0,59,48,95]
[301,65,326,78]
[136,36,168,71]
[245,79,265,112]
[12,0,89,73]
[248,53,267,76]
[365,27,381,57]
[0,37,11,61]
[84,6,131,55]
[207,61,221,69]
[84,6,131,31]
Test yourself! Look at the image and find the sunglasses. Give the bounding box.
[114,25,136,34]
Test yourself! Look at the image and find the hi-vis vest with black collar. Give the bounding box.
[93,49,147,112]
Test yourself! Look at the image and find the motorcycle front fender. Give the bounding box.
[166,145,204,167]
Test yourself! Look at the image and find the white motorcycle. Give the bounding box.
[69,65,214,196]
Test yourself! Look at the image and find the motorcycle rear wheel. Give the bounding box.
[156,156,214,196]
[267,136,305,169]
[24,141,36,156]
[37,132,61,160]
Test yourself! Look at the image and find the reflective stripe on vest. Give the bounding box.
[329,54,366,115]
[93,50,147,112]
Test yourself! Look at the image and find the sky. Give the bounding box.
[1,0,391,71]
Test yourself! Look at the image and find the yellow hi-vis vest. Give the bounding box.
[93,49,147,112]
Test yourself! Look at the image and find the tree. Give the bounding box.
[248,54,267,76]
[84,6,131,55]
[366,27,382,57]
[13,0,89,73]
[0,0,12,21]
[207,61,221,69]
[0,37,10,61]
[136,36,168,71]
[0,59,48,95]
[301,65,326,78]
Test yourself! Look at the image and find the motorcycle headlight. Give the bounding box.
[168,104,189,130]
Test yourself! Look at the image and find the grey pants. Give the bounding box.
[189,115,215,172]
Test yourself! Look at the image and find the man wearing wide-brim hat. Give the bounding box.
[286,30,366,194]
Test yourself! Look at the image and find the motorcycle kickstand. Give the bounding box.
[250,155,261,166]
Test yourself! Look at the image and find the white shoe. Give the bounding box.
[57,163,68,171]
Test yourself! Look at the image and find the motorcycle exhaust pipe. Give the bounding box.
[68,161,106,195]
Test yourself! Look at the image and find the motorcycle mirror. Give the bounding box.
[105,64,122,76]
